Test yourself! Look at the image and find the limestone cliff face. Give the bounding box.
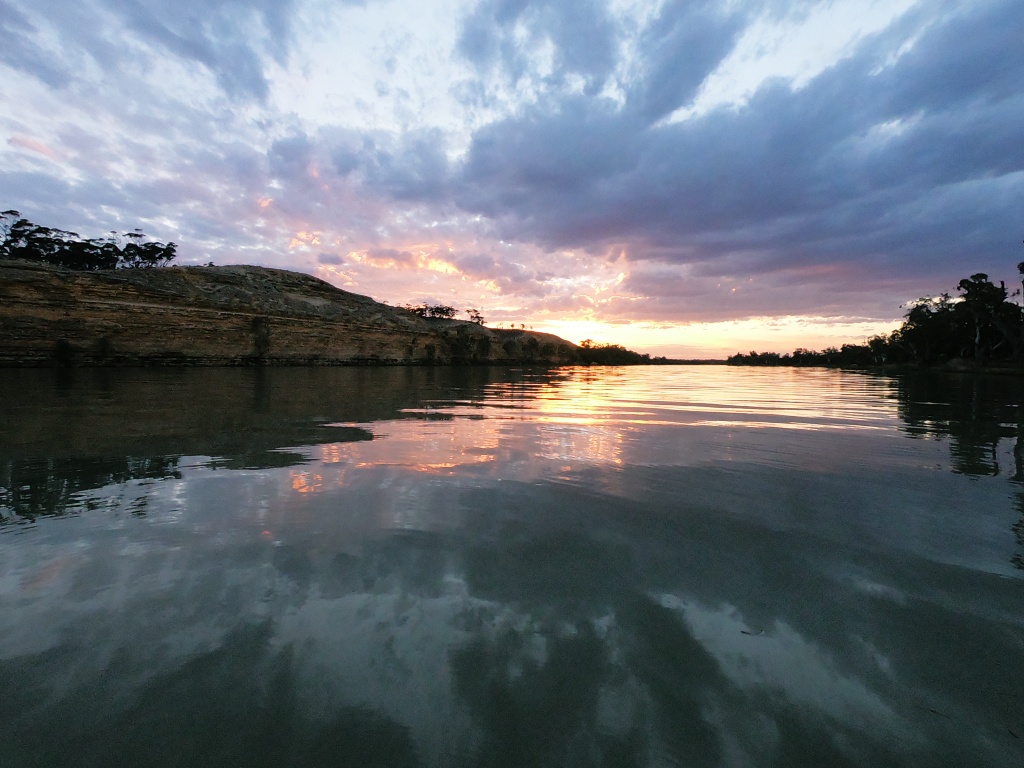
[0,262,581,367]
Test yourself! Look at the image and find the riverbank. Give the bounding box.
[726,358,1024,376]
[0,261,580,367]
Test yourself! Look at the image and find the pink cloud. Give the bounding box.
[8,135,59,159]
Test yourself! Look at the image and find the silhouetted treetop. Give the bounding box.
[0,210,176,271]
[729,268,1024,369]
[404,303,457,319]
[579,339,652,365]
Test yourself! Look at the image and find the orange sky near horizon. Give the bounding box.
[299,241,904,358]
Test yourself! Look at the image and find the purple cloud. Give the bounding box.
[2,0,1021,339]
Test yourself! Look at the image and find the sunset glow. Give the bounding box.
[2,0,1019,355]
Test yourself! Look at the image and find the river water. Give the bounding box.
[1,365,1023,767]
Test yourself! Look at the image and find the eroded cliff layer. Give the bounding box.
[0,262,580,366]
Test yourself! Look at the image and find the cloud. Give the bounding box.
[8,135,59,159]
[0,0,308,101]
[0,0,74,87]
[450,0,1024,301]
[361,128,453,201]
[629,0,751,121]
[457,0,619,96]
[269,132,314,180]
[98,0,308,101]
[2,0,1021,343]
[362,248,417,267]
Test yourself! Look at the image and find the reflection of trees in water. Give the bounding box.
[894,373,1021,476]
[0,455,181,523]
[894,373,1024,570]
[1013,412,1024,571]
[1014,513,1024,571]
[0,366,560,525]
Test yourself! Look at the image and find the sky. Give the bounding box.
[2,0,1021,357]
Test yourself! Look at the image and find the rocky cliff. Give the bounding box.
[0,261,581,367]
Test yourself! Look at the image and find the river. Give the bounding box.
[1,365,1022,767]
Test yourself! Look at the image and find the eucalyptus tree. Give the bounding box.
[0,210,176,270]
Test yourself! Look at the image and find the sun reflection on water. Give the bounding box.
[3,366,1023,767]
[267,367,909,518]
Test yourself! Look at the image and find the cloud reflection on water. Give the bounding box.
[1,366,1023,767]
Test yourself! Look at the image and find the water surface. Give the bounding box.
[2,366,1023,767]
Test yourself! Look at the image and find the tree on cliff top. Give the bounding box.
[404,303,457,319]
[0,210,176,270]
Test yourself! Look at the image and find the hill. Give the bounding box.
[0,261,581,367]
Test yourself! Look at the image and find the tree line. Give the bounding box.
[1,210,177,270]
[729,267,1024,368]
[578,339,673,365]
[404,303,486,324]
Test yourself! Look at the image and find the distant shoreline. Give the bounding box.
[724,359,1024,376]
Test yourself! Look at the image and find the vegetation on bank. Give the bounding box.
[728,268,1024,369]
[1,211,177,270]
[577,340,681,365]
[578,339,650,364]
[399,307,667,364]
[403,303,486,325]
